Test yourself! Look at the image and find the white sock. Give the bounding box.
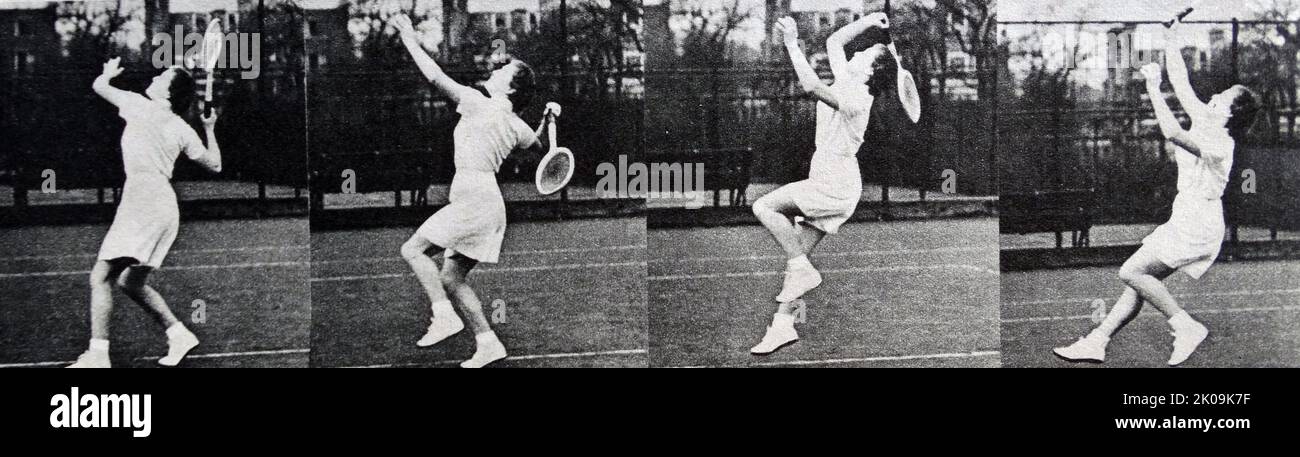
[165,323,190,339]
[89,338,109,352]
[431,300,456,321]
[786,255,812,271]
[1085,329,1111,344]
[772,313,796,328]
[1168,310,1197,330]
[474,331,499,347]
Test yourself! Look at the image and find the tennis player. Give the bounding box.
[750,13,922,355]
[1054,19,1259,366]
[69,58,221,368]
[392,15,556,368]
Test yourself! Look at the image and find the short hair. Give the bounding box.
[1225,84,1260,141]
[167,66,196,116]
[507,60,536,113]
[865,44,897,98]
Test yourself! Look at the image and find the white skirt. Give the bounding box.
[415,171,507,263]
[760,179,861,234]
[1139,194,1224,279]
[97,176,180,268]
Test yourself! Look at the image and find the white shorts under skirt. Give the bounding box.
[415,171,507,263]
[1138,195,1224,279]
[759,179,861,234]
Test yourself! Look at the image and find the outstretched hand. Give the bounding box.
[864,12,889,29]
[391,14,416,39]
[1139,63,1163,83]
[544,102,562,118]
[101,57,124,79]
[776,17,799,44]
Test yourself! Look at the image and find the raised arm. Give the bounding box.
[1163,21,1208,119]
[392,15,477,104]
[827,13,889,79]
[92,57,138,108]
[777,17,842,110]
[1140,63,1203,157]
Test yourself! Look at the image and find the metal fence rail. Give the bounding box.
[999,19,1300,232]
[1,66,307,207]
[645,67,997,199]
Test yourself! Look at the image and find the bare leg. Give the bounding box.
[88,260,128,340]
[400,235,452,318]
[1093,287,1143,338]
[796,223,826,256]
[116,266,181,329]
[441,254,490,335]
[752,192,808,260]
[1117,249,1180,318]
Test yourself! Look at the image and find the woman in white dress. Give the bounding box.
[391,15,556,368]
[1054,20,1260,366]
[749,13,921,355]
[70,58,223,368]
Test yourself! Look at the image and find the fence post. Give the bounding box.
[1231,18,1239,86]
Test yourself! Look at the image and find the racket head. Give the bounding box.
[202,18,223,105]
[535,147,574,196]
[202,18,223,70]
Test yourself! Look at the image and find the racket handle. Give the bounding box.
[1163,8,1193,28]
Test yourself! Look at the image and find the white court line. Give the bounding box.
[1003,303,1300,324]
[1005,288,1300,307]
[652,246,993,264]
[0,245,309,262]
[311,244,646,266]
[0,348,309,368]
[342,348,647,368]
[312,260,647,282]
[671,350,1000,368]
[649,263,998,281]
[0,261,308,279]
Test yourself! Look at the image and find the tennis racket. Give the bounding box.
[202,18,224,116]
[535,103,574,195]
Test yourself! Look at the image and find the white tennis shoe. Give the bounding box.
[750,315,799,355]
[1053,334,1108,363]
[460,338,507,368]
[1168,319,1208,366]
[776,266,822,303]
[67,349,111,368]
[417,317,465,347]
[159,328,199,367]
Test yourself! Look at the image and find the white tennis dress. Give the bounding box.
[98,94,207,268]
[1138,127,1234,279]
[765,83,874,234]
[415,91,537,263]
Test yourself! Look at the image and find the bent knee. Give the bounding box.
[1117,264,1145,284]
[400,239,428,260]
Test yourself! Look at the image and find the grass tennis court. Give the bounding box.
[649,218,1000,368]
[310,217,647,368]
[1002,260,1300,367]
[0,218,310,368]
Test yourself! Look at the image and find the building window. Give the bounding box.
[495,13,507,30]
[15,20,31,37]
[308,20,319,37]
